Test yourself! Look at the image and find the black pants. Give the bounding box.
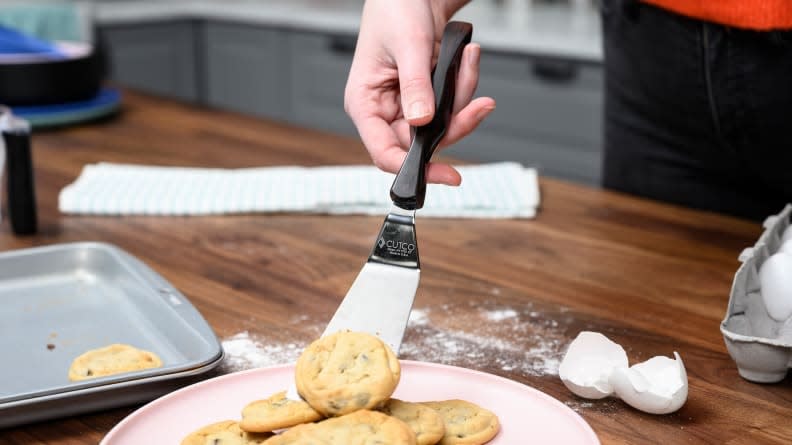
[602,0,792,221]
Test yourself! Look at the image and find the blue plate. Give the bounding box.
[10,88,122,128]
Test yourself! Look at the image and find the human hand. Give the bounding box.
[344,0,496,186]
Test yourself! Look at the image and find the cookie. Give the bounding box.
[240,390,323,433]
[181,420,273,445]
[68,343,163,381]
[295,331,401,416]
[422,400,499,445]
[380,399,445,445]
[263,409,415,445]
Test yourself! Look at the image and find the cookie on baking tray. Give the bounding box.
[263,409,416,445]
[68,343,163,381]
[240,390,323,433]
[181,420,273,445]
[421,400,500,445]
[380,399,445,445]
[295,331,401,416]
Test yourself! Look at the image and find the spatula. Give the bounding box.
[286,21,473,399]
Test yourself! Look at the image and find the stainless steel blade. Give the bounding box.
[321,203,420,352]
[286,205,420,400]
[320,262,420,353]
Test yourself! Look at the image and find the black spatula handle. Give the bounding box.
[389,21,472,210]
[4,128,37,235]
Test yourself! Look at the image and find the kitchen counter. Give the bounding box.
[94,0,603,61]
[1,92,790,444]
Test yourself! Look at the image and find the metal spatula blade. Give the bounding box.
[286,21,473,401]
[321,203,420,353]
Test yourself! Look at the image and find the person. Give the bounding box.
[343,0,792,221]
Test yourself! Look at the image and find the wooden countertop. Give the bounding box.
[1,92,788,444]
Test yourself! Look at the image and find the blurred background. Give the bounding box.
[0,0,602,185]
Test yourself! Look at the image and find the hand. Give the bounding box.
[344,0,496,186]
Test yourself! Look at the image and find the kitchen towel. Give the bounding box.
[59,162,540,219]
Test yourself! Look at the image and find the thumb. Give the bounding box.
[395,40,435,126]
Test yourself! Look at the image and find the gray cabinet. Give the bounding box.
[446,52,604,185]
[99,21,199,102]
[204,22,290,120]
[287,32,357,136]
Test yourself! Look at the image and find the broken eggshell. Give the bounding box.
[559,331,628,399]
[609,352,688,415]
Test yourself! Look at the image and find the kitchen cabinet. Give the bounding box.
[99,21,200,102]
[286,31,358,136]
[446,52,604,185]
[204,22,291,120]
[98,20,603,185]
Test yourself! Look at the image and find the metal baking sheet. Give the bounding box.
[0,242,223,428]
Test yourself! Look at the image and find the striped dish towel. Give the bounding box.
[58,162,540,219]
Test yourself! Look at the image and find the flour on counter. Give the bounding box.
[221,303,570,378]
[408,308,430,326]
[400,305,569,377]
[485,308,518,321]
[220,331,304,372]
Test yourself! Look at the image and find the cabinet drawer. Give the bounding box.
[478,51,603,152]
[448,121,602,185]
[100,21,198,102]
[287,31,358,136]
[204,22,290,120]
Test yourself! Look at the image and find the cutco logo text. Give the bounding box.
[377,238,415,257]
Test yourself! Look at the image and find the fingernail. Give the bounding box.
[476,106,495,121]
[407,100,431,120]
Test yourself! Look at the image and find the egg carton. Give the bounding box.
[720,204,792,383]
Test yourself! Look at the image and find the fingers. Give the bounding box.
[441,96,496,147]
[356,115,409,174]
[392,42,492,150]
[390,96,496,151]
[395,42,481,126]
[355,116,461,186]
[426,162,462,186]
[453,43,481,114]
[394,32,436,126]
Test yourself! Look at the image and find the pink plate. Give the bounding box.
[101,360,599,444]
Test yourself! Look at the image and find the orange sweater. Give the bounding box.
[642,0,792,30]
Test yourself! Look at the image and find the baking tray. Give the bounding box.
[0,242,223,428]
[721,205,792,383]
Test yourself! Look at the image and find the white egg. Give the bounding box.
[759,253,792,321]
[609,352,688,415]
[558,331,628,399]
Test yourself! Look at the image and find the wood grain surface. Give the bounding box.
[1,91,789,444]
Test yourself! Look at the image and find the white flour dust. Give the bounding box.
[485,308,518,321]
[220,304,571,379]
[220,331,304,372]
[400,306,569,377]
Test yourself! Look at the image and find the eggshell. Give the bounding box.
[759,253,792,321]
[559,331,628,399]
[781,225,792,245]
[778,240,792,256]
[610,352,688,415]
